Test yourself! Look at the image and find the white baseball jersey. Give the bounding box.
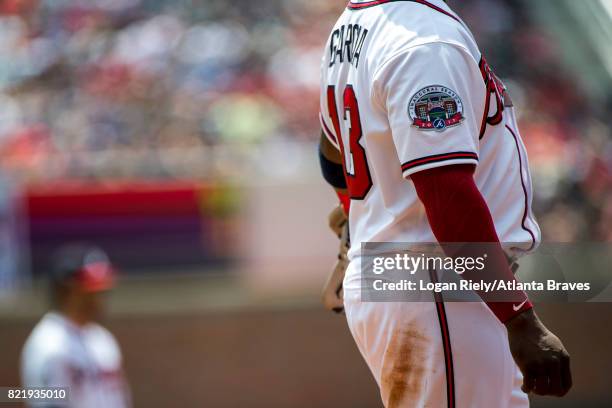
[21,312,131,408]
[319,0,541,282]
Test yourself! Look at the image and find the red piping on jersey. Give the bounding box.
[429,268,456,408]
[347,0,462,25]
[505,125,537,250]
[401,152,478,173]
[478,58,491,139]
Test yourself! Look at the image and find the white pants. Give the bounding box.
[344,288,529,408]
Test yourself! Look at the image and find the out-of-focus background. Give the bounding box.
[0,0,611,407]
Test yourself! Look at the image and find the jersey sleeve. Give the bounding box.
[22,352,71,390]
[373,42,486,177]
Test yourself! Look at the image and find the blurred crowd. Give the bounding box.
[0,0,341,181]
[455,0,612,242]
[0,0,610,241]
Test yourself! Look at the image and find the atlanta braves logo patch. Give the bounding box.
[408,85,465,132]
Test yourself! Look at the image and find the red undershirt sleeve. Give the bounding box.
[410,164,532,323]
[337,191,350,214]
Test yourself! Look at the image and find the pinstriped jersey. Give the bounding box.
[319,0,540,267]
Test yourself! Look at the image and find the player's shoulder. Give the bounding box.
[84,322,122,362]
[344,0,481,67]
[83,324,123,370]
[375,40,480,81]
[85,322,119,348]
[345,0,466,31]
[22,313,71,363]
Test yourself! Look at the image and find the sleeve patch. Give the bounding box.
[408,85,465,132]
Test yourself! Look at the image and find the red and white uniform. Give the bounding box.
[21,312,131,408]
[319,0,540,407]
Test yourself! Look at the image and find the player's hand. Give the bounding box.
[321,251,346,313]
[322,206,349,313]
[505,309,572,397]
[328,204,347,238]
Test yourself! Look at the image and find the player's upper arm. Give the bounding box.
[373,42,486,178]
[22,350,70,389]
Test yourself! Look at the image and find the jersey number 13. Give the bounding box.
[327,85,373,200]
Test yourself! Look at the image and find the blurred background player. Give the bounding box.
[21,244,131,408]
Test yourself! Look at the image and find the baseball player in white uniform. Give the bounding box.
[318,1,572,407]
[21,244,131,408]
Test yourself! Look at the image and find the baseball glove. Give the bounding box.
[322,205,349,313]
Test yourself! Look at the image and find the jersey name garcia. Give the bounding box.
[328,24,369,69]
[319,0,540,276]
